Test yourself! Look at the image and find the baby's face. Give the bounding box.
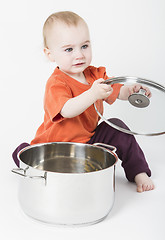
[44,21,92,77]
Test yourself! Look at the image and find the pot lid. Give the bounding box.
[94,76,165,136]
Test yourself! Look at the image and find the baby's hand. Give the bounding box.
[90,79,113,101]
[128,84,152,98]
[119,83,151,100]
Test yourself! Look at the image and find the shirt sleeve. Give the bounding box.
[44,80,72,122]
[105,83,123,104]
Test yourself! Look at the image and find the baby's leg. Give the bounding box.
[88,118,154,192]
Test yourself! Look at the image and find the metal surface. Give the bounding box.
[93,143,117,153]
[104,76,165,92]
[94,76,165,136]
[128,89,150,108]
[12,142,118,226]
[17,142,116,173]
[12,167,47,183]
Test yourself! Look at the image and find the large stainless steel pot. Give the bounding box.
[12,142,118,226]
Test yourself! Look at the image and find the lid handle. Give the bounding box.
[128,89,150,108]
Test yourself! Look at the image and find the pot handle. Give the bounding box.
[11,168,47,182]
[12,142,30,167]
[93,143,117,153]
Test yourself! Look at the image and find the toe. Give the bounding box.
[142,184,148,191]
[137,184,143,193]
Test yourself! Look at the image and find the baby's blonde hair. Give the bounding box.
[43,11,85,48]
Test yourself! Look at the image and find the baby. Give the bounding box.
[31,11,154,192]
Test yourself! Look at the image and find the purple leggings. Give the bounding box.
[87,118,151,182]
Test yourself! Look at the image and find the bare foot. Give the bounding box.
[134,172,155,193]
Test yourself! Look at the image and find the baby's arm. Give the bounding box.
[60,79,113,118]
[118,84,151,100]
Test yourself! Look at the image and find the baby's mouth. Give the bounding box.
[73,62,85,66]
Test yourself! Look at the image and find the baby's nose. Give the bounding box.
[75,49,84,59]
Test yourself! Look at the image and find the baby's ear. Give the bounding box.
[43,47,55,62]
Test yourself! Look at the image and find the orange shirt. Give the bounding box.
[31,66,122,145]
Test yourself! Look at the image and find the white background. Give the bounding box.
[0,0,165,239]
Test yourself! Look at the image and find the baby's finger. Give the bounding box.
[104,89,113,99]
[101,84,113,91]
[143,87,152,98]
[107,89,113,95]
[95,78,105,84]
[128,86,135,95]
[133,84,141,93]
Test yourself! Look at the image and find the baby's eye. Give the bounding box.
[81,44,88,49]
[65,48,73,52]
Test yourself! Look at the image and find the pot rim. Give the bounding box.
[17,142,118,175]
